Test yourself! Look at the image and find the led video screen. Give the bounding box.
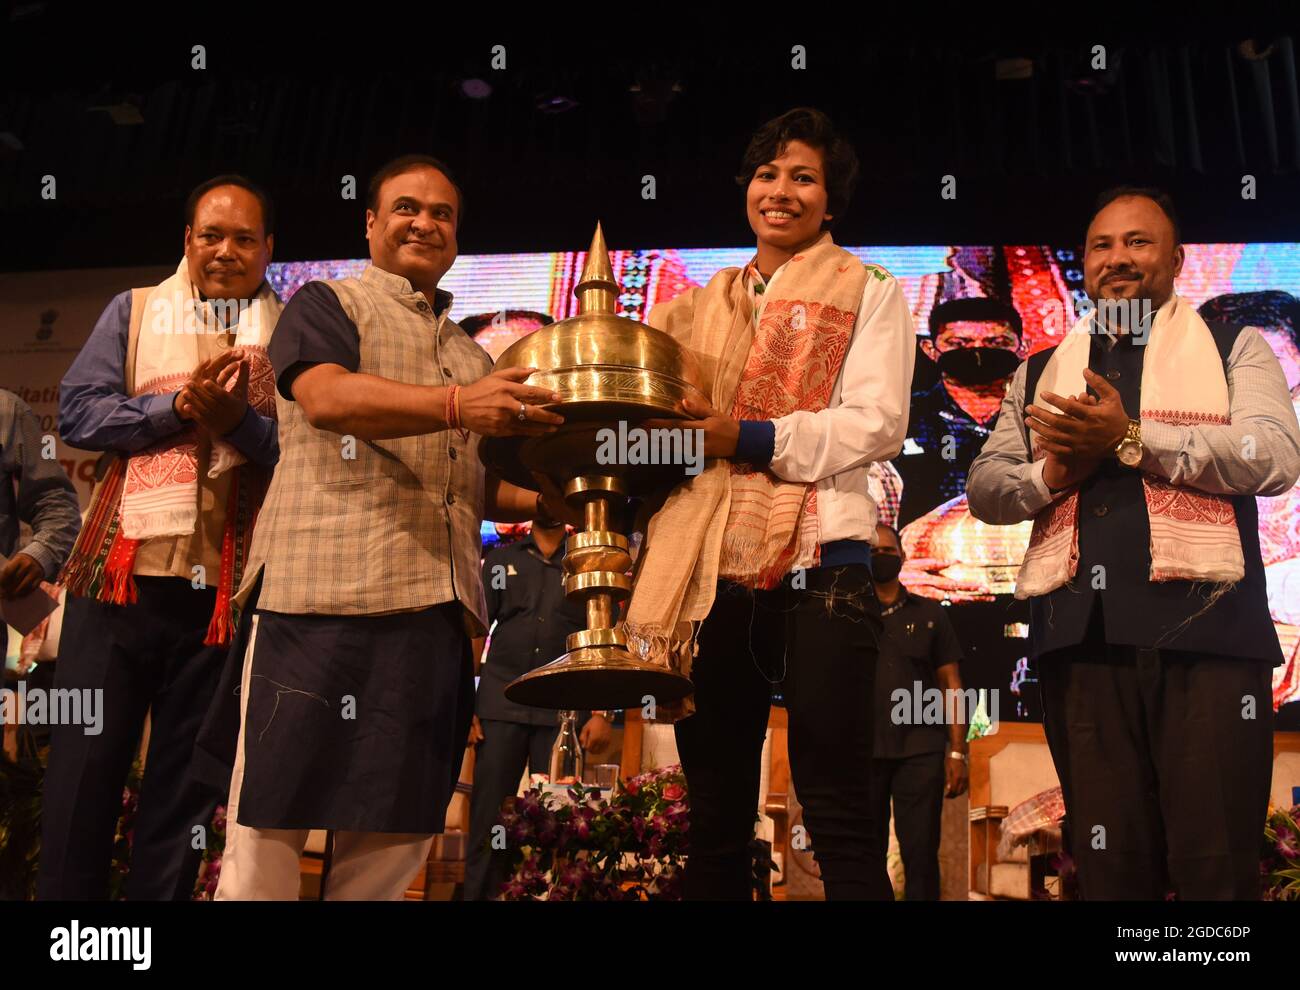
[268,242,1300,715]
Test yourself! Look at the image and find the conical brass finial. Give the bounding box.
[574,222,619,315]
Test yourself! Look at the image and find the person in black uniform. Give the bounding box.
[464,517,614,900]
[867,522,969,900]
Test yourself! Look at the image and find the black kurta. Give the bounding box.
[234,604,474,833]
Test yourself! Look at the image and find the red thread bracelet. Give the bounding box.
[447,384,468,439]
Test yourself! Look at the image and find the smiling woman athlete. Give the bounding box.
[625,107,917,900]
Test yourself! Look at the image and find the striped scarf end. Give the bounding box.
[60,560,92,599]
[204,604,236,647]
[103,566,139,606]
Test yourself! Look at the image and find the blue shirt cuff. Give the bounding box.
[144,391,184,436]
[817,540,872,569]
[222,405,277,466]
[222,404,257,444]
[735,419,776,466]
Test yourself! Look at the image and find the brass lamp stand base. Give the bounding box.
[504,645,694,711]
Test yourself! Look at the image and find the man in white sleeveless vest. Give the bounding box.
[215,154,576,900]
[968,187,1300,899]
[42,176,281,900]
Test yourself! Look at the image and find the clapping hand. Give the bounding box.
[175,350,250,437]
[1027,381,1113,491]
[1026,370,1128,460]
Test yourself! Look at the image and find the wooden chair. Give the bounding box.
[762,708,793,899]
[409,635,488,900]
[2,673,17,762]
[968,726,1300,899]
[1271,731,1300,809]
[967,722,1060,900]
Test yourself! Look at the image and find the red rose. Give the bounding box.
[661,783,685,802]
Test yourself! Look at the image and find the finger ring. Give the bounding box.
[518,402,528,421]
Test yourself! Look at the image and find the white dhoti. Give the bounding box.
[214,615,434,901]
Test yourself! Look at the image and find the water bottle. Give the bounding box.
[549,709,585,786]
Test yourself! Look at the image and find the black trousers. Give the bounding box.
[1038,616,1275,900]
[674,564,892,901]
[38,578,226,901]
[868,749,946,900]
[464,719,558,900]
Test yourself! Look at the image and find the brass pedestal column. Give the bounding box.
[484,222,701,712]
[504,473,693,710]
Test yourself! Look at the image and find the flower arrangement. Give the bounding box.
[100,759,226,900]
[102,761,225,900]
[1261,803,1300,901]
[0,754,44,900]
[494,764,690,900]
[106,761,142,900]
[193,804,227,900]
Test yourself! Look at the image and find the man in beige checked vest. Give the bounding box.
[215,154,575,900]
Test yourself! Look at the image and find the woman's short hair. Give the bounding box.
[736,108,860,229]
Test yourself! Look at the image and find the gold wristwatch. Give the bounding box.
[1115,418,1142,467]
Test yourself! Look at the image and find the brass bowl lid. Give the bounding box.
[479,223,708,493]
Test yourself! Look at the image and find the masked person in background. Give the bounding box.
[894,297,1023,527]
[866,522,968,900]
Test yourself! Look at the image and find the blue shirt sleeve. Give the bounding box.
[59,290,185,453]
[221,404,279,468]
[735,419,776,466]
[1,392,82,578]
[268,282,361,400]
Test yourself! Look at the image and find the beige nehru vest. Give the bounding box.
[240,265,493,635]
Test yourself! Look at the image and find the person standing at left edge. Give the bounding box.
[0,390,81,643]
[40,176,281,900]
